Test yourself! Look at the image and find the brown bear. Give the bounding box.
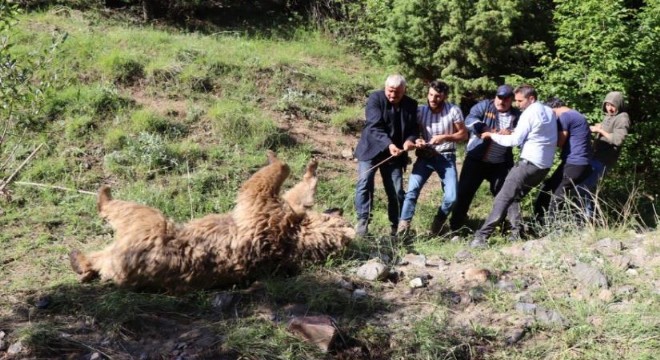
[69,151,355,291]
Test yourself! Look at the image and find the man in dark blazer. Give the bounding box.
[354,74,419,236]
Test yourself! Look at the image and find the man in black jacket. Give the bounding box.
[354,74,419,236]
[449,85,521,233]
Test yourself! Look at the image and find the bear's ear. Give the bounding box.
[323,207,343,216]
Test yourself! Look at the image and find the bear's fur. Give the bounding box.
[69,151,355,291]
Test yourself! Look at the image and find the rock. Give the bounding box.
[598,289,614,303]
[515,292,534,304]
[356,259,388,281]
[450,235,461,243]
[337,279,354,291]
[468,286,487,302]
[211,291,235,312]
[505,328,526,345]
[454,250,473,262]
[614,285,636,297]
[7,341,23,355]
[626,268,638,276]
[627,247,648,268]
[352,289,367,300]
[90,352,102,360]
[409,277,427,288]
[287,315,337,352]
[594,238,623,257]
[0,340,6,351]
[401,253,427,268]
[463,268,491,283]
[572,262,608,288]
[441,290,462,305]
[535,308,568,328]
[496,279,517,292]
[340,149,354,160]
[515,302,537,315]
[609,255,632,270]
[0,330,5,339]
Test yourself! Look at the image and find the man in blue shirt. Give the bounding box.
[471,84,557,248]
[534,98,592,223]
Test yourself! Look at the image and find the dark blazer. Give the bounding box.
[354,90,419,164]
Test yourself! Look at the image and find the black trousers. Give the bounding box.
[476,160,549,239]
[450,156,516,231]
[534,162,592,222]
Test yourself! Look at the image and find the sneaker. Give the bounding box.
[355,219,369,237]
[470,235,488,248]
[397,220,411,235]
[429,214,446,235]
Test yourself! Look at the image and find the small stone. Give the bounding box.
[515,292,533,303]
[626,268,639,276]
[401,253,427,268]
[463,268,491,283]
[468,286,486,301]
[338,279,354,291]
[610,255,632,270]
[409,277,427,288]
[515,302,537,315]
[356,259,388,281]
[594,238,623,256]
[352,289,367,300]
[516,302,536,315]
[7,341,23,355]
[90,352,102,360]
[505,328,525,345]
[0,340,6,351]
[287,315,337,352]
[598,289,614,303]
[614,285,636,297]
[450,235,461,243]
[211,291,235,312]
[0,330,5,339]
[496,279,517,292]
[340,149,354,160]
[454,250,473,262]
[535,308,568,328]
[572,262,608,288]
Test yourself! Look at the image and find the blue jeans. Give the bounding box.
[354,158,405,228]
[577,159,607,219]
[400,153,457,222]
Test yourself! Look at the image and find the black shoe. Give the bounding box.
[430,214,447,235]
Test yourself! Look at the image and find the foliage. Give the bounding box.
[536,0,660,195]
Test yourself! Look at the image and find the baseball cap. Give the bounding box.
[496,85,514,98]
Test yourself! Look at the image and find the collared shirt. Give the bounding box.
[490,102,557,169]
[417,103,464,153]
[483,111,514,163]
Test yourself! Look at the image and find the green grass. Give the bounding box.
[0,6,657,360]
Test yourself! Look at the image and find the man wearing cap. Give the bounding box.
[449,84,521,232]
[471,84,558,248]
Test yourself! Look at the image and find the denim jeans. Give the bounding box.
[476,160,549,239]
[577,159,607,219]
[354,157,405,228]
[400,153,457,222]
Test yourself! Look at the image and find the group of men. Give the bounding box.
[353,74,630,247]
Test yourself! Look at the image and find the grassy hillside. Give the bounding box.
[0,7,658,360]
